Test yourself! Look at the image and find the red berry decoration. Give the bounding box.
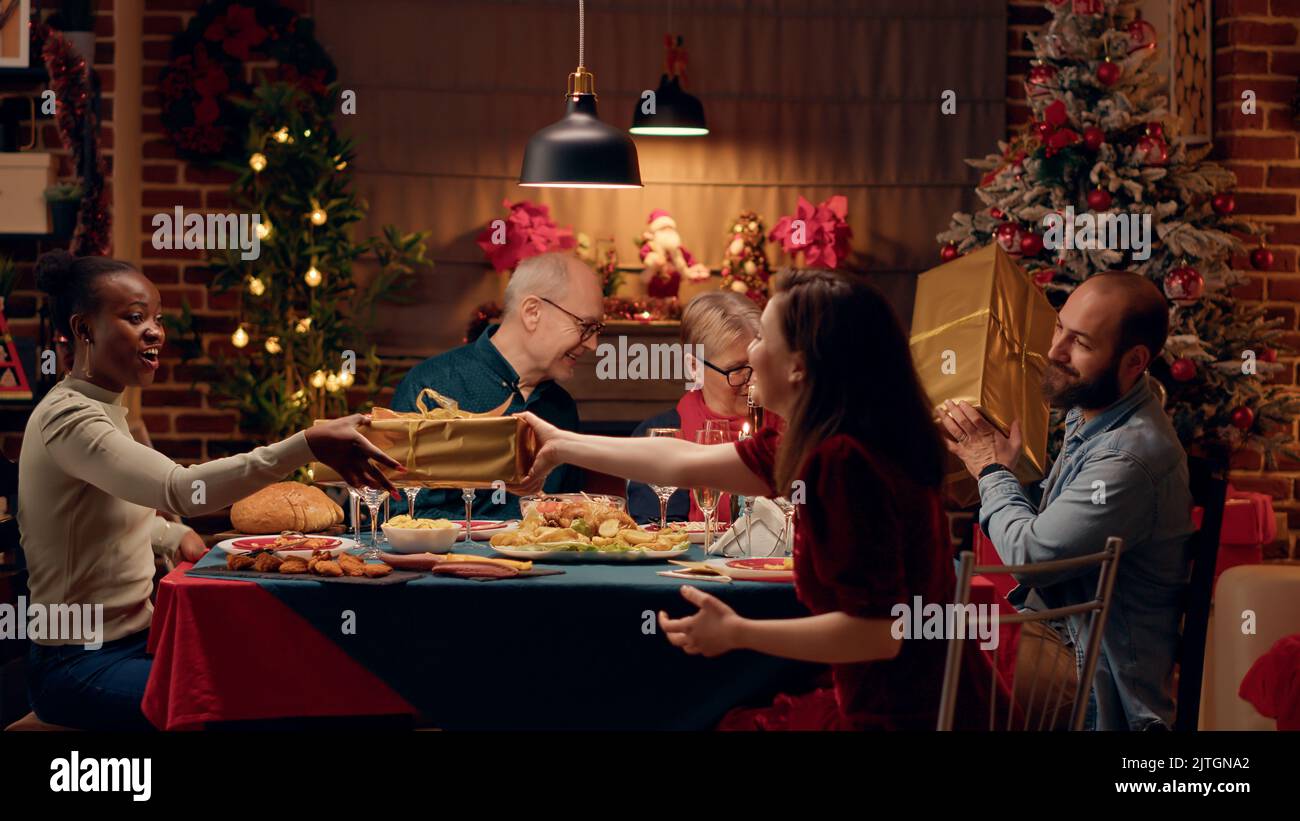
[941,242,961,262]
[1020,232,1045,257]
[1163,266,1205,303]
[1231,406,1255,431]
[1035,121,1054,139]
[990,207,1005,220]
[1087,188,1113,211]
[1251,246,1274,270]
[1136,135,1169,166]
[1032,268,1056,286]
[1082,126,1105,151]
[1096,60,1121,86]
[1260,348,1278,363]
[1170,358,1197,382]
[1211,193,1236,216]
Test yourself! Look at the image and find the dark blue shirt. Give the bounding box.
[627,408,691,524]
[391,325,582,520]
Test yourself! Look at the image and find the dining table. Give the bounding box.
[143,536,819,731]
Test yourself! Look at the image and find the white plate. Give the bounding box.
[488,543,691,563]
[706,557,794,582]
[214,536,357,561]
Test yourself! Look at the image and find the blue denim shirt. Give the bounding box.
[977,374,1194,730]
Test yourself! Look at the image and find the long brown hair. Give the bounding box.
[771,269,945,494]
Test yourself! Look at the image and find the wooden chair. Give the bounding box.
[937,538,1124,731]
[5,711,78,731]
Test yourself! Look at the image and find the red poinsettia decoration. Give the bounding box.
[204,3,268,61]
[768,195,853,269]
[475,199,577,272]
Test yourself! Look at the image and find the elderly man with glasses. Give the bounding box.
[392,252,605,520]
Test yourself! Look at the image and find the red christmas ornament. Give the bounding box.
[1170,358,1197,382]
[1026,65,1057,99]
[994,223,1025,257]
[1032,268,1056,286]
[940,242,961,262]
[1211,193,1236,215]
[1231,407,1255,431]
[1136,134,1169,166]
[1096,60,1121,86]
[1020,232,1045,257]
[1163,266,1205,303]
[1126,18,1159,54]
[1145,122,1164,140]
[1044,100,1069,129]
[989,207,1005,220]
[1260,348,1278,363]
[1251,246,1274,270]
[1082,126,1106,151]
[1087,188,1113,211]
[1073,0,1104,12]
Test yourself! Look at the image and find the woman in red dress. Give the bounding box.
[517,269,999,730]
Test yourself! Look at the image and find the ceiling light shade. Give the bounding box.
[630,74,708,136]
[520,68,642,188]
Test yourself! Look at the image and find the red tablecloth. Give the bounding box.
[143,562,416,730]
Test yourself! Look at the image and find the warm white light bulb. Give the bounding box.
[231,326,249,348]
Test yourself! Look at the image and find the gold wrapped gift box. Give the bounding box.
[909,243,1056,507]
[310,389,537,488]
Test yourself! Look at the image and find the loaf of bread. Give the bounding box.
[231,482,344,534]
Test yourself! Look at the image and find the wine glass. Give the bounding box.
[646,427,680,531]
[402,485,422,518]
[694,429,726,555]
[460,487,476,546]
[773,497,796,557]
[358,487,387,559]
[346,486,362,545]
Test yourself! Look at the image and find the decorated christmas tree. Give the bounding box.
[721,210,772,306]
[937,0,1299,464]
[170,81,428,443]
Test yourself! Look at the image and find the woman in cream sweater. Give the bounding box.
[19,250,402,730]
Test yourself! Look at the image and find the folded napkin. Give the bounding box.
[710,497,788,558]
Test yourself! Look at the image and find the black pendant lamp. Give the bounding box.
[630,35,708,136]
[519,0,642,189]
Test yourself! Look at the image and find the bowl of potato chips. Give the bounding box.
[382,515,459,553]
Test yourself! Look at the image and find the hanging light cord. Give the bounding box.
[578,0,585,66]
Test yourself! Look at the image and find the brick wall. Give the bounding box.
[1006,0,1300,559]
[0,1,117,455]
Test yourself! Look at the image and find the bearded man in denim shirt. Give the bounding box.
[942,272,1194,731]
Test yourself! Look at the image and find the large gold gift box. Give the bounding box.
[909,243,1056,507]
[310,389,536,489]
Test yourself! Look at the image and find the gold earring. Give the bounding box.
[83,338,93,379]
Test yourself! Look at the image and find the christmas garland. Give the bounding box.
[39,25,110,255]
[158,0,335,163]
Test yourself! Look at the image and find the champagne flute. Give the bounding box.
[694,429,726,555]
[358,487,386,559]
[646,427,681,531]
[742,384,764,555]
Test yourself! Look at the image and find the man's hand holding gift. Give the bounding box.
[939,399,1022,480]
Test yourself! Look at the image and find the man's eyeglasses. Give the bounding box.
[539,297,605,343]
[702,358,753,387]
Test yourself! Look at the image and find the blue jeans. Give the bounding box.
[27,630,155,731]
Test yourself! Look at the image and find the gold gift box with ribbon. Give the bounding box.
[909,243,1056,507]
[310,389,536,488]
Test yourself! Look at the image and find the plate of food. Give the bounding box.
[706,556,794,582]
[646,521,730,544]
[489,497,689,562]
[224,548,392,578]
[218,533,354,560]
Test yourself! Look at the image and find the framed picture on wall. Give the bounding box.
[0,0,30,69]
[1138,0,1213,144]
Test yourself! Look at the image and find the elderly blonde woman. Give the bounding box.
[627,291,764,524]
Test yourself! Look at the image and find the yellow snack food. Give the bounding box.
[386,515,456,530]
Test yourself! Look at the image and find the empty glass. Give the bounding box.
[646,427,680,530]
[358,487,387,559]
[460,487,476,546]
[694,428,726,555]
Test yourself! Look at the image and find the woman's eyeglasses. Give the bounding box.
[702,358,754,387]
[539,297,605,343]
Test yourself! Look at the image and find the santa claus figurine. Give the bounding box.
[638,209,712,298]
